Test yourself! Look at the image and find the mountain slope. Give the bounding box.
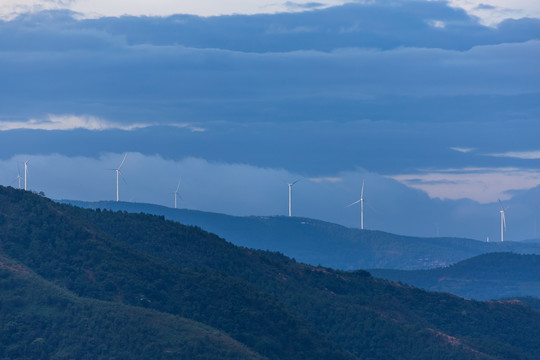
[0,188,351,360]
[370,252,540,300]
[72,206,540,359]
[65,200,540,270]
[0,254,265,360]
[4,187,540,359]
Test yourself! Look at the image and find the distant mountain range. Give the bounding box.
[370,252,540,300]
[63,200,540,270]
[3,187,540,359]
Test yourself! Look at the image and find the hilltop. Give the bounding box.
[3,187,540,358]
[64,200,540,270]
[370,252,540,300]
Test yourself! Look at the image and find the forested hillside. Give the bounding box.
[0,254,264,360]
[3,187,540,359]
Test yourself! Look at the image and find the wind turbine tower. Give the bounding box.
[499,200,506,242]
[113,153,127,202]
[360,181,364,230]
[288,179,300,217]
[24,160,29,191]
[15,163,23,189]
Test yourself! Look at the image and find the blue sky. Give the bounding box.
[1,0,540,241]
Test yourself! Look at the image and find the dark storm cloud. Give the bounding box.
[1,2,538,124]
[4,2,540,54]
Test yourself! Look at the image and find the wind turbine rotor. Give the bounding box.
[113,154,128,202]
[174,177,182,208]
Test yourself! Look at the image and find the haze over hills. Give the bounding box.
[65,200,540,270]
[370,252,540,301]
[4,186,540,358]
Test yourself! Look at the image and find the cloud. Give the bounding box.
[0,115,152,131]
[168,123,207,132]
[486,150,540,159]
[308,176,343,183]
[447,0,540,26]
[427,19,446,28]
[284,2,326,10]
[4,2,540,54]
[450,147,475,153]
[265,24,319,34]
[391,167,540,203]
[0,0,353,19]
[475,4,497,11]
[3,0,540,26]
[1,20,539,128]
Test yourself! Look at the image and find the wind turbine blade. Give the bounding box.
[292,179,301,185]
[118,153,127,170]
[118,170,127,184]
[361,180,364,199]
[175,177,182,192]
[503,213,507,231]
[347,199,362,207]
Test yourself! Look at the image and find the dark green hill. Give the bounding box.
[0,188,350,360]
[0,254,265,360]
[64,200,540,270]
[370,252,540,300]
[4,187,540,359]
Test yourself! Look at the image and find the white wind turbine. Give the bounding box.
[347,180,365,230]
[499,199,507,242]
[288,179,300,217]
[24,160,30,191]
[174,177,182,209]
[12,163,23,189]
[111,153,127,202]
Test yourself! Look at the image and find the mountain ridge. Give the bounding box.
[63,199,540,270]
[370,252,540,300]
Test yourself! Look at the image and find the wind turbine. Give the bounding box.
[24,160,30,191]
[111,153,127,202]
[498,199,507,242]
[174,177,181,209]
[11,163,23,189]
[347,180,365,230]
[288,179,300,217]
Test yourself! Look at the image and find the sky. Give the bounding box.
[1,0,540,241]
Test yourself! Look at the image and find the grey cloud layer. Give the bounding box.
[1,3,538,118]
[1,23,539,122]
